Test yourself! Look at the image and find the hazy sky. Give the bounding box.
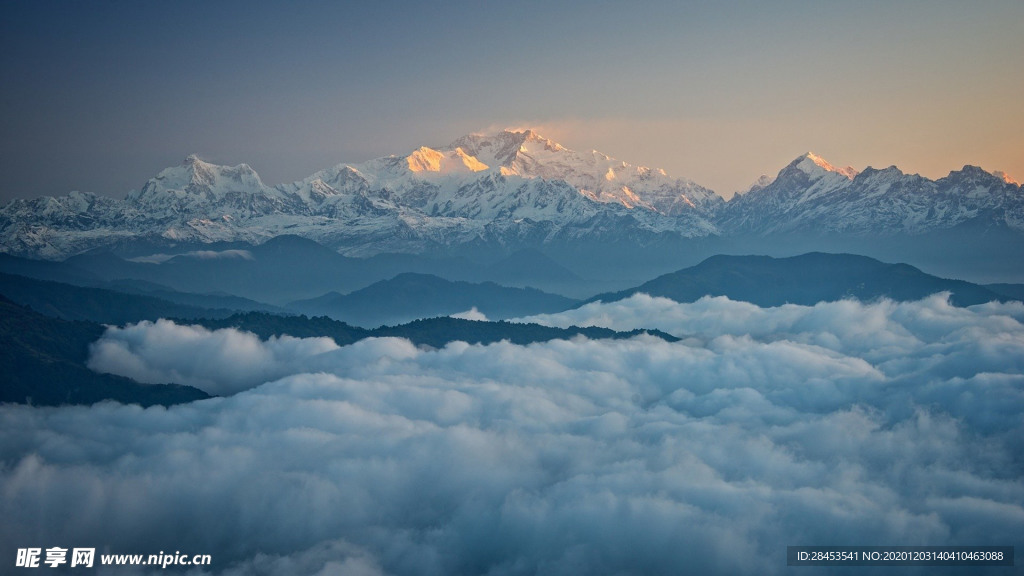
[1,0,1021,201]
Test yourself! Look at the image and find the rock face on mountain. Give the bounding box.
[1,131,1021,269]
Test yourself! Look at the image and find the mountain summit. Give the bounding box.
[788,152,859,180]
[405,146,490,175]
[128,155,276,209]
[443,129,721,213]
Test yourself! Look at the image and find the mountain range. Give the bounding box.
[2,129,1022,287]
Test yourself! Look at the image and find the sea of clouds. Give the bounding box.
[1,294,1021,574]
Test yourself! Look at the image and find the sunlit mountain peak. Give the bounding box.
[406,146,489,174]
[793,152,859,180]
[441,129,719,214]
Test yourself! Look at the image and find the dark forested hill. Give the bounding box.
[0,295,209,406]
[182,312,677,349]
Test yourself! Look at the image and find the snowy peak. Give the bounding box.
[785,152,859,180]
[405,146,489,175]
[514,129,567,153]
[175,154,263,187]
[448,129,621,176]
[940,164,1019,189]
[132,155,267,202]
[442,129,721,213]
[115,154,298,232]
[447,129,562,169]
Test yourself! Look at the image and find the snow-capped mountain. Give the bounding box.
[1,132,1021,262]
[0,130,722,259]
[128,155,290,217]
[720,153,1024,235]
[448,130,721,215]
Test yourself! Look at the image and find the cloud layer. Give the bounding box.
[2,295,1022,574]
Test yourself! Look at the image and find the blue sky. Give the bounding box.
[1,0,1021,200]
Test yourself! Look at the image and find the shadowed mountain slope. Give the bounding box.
[587,253,1006,307]
[288,272,579,327]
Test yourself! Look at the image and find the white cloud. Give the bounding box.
[449,307,488,322]
[127,249,255,264]
[87,319,340,395]
[185,249,255,261]
[1,295,1021,574]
